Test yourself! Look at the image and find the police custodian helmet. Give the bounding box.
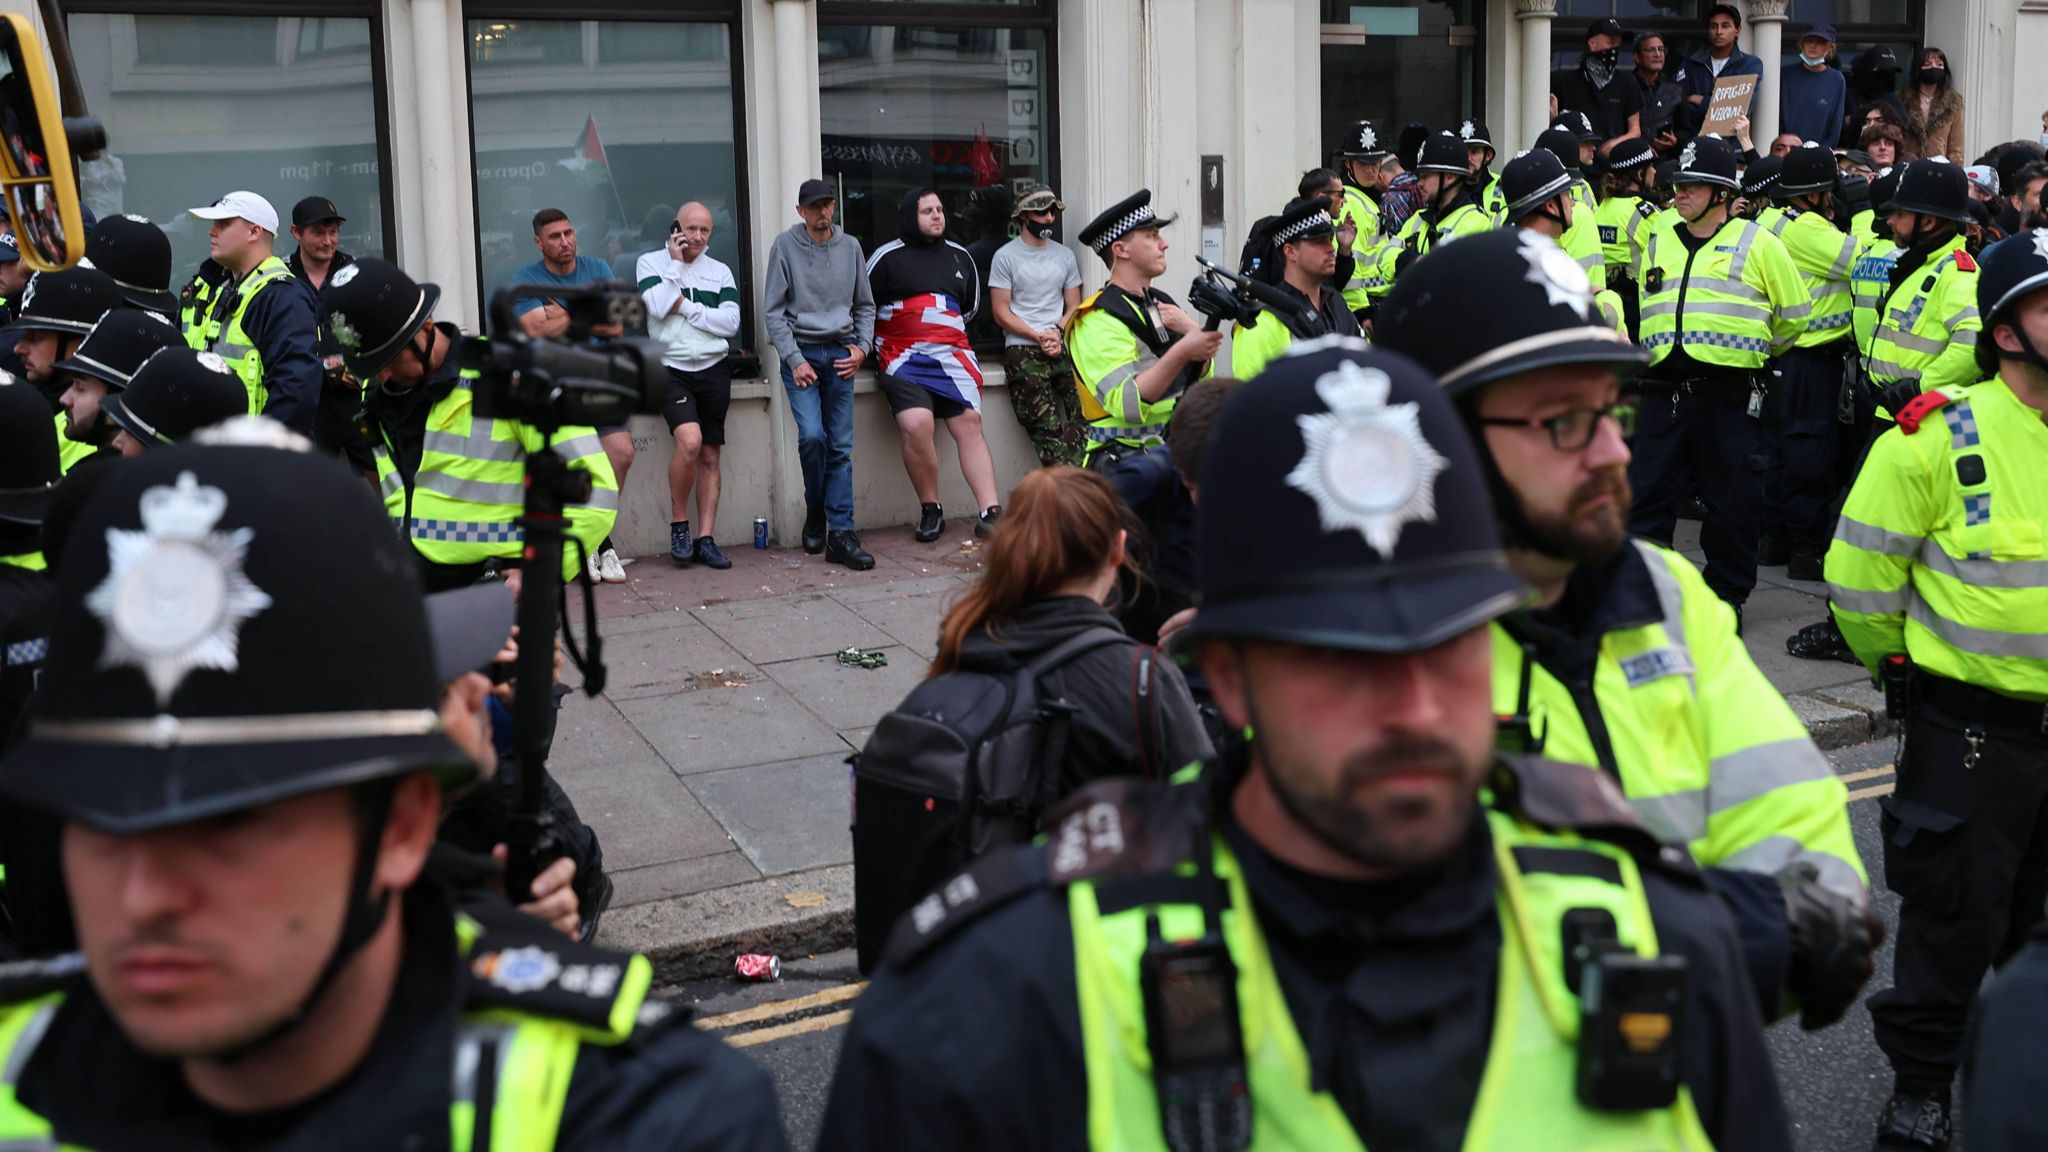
[1890,157,1972,223]
[319,257,443,382]
[1976,228,2048,369]
[1671,135,1741,189]
[1375,230,1647,397]
[1183,339,1528,654]
[0,443,477,831]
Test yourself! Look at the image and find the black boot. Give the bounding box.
[827,529,875,571]
[1872,1090,1951,1150]
[915,502,944,543]
[803,505,827,554]
[1787,549,1824,582]
[1786,616,1859,663]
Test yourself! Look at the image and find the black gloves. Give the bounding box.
[1780,862,1884,1031]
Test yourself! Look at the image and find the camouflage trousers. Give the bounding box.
[1003,345,1089,468]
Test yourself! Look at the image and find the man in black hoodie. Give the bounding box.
[865,188,1003,543]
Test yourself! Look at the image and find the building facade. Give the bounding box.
[11,0,2042,552]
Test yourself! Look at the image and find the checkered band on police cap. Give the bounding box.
[1092,205,1160,253]
[1275,209,1335,245]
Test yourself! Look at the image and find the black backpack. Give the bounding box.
[851,627,1163,972]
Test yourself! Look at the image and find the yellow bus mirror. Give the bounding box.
[0,13,86,272]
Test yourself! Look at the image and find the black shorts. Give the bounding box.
[663,362,732,445]
[876,369,969,420]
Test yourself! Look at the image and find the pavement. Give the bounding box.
[576,517,1889,979]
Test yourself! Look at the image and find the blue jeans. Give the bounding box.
[781,344,856,531]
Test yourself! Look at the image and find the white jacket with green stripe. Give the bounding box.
[637,249,740,372]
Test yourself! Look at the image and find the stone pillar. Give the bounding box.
[1515,1,1557,150]
[762,0,820,544]
[1748,0,1788,146]
[409,0,471,325]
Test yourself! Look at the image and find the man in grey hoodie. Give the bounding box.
[763,179,877,570]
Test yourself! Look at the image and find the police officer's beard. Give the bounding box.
[1511,466,1632,564]
[1258,734,1480,872]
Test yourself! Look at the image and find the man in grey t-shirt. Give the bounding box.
[988,184,1085,467]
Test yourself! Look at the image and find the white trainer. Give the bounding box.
[598,548,628,584]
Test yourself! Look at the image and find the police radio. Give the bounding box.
[1141,919,1253,1152]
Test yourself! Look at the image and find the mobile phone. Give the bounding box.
[669,219,684,236]
[1141,934,1252,1152]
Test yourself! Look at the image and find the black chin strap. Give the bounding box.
[1536,200,1570,231]
[1998,316,2048,376]
[213,782,398,1064]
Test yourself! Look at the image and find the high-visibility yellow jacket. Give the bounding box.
[1066,285,1206,459]
[1378,196,1494,288]
[1561,179,1606,285]
[1849,232,1902,356]
[1865,235,1980,394]
[1495,539,1865,901]
[1828,379,2048,700]
[1764,208,1858,348]
[1336,184,1382,312]
[191,255,293,415]
[1595,194,1656,282]
[1639,214,1811,371]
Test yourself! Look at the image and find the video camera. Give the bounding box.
[469,281,667,429]
[1188,256,1304,332]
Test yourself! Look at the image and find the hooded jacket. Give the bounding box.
[954,595,1213,794]
[865,187,985,407]
[762,221,875,364]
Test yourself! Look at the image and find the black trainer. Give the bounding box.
[576,870,616,945]
[828,529,875,571]
[1787,550,1824,582]
[670,520,692,563]
[693,535,732,570]
[1758,527,1790,567]
[803,505,827,554]
[1873,1091,1951,1151]
[1787,616,1860,663]
[1682,494,1710,521]
[915,502,944,543]
[976,504,1002,539]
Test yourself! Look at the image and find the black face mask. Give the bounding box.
[1024,219,1056,240]
[1592,47,1620,68]
[1922,67,1948,84]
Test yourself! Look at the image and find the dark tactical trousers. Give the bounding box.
[1759,344,1847,558]
[1627,378,1765,607]
[1004,345,1088,468]
[1870,700,2048,1094]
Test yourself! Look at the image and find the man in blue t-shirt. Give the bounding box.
[507,207,634,583]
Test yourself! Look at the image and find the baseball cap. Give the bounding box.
[0,232,17,264]
[1966,164,2001,199]
[188,191,279,235]
[797,178,835,206]
[1587,18,1632,43]
[1804,24,1838,45]
[292,196,346,228]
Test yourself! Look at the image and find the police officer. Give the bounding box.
[1229,197,1359,381]
[1828,230,2048,1152]
[1759,143,1861,580]
[0,376,58,737]
[100,346,251,457]
[1333,119,1388,317]
[4,266,123,476]
[319,258,617,594]
[1497,149,1627,330]
[49,308,183,456]
[1594,137,1660,335]
[0,443,784,1147]
[1379,132,1492,286]
[1377,229,1876,1031]
[1631,134,1811,624]
[1458,117,1504,218]
[185,190,324,439]
[815,340,1796,1151]
[1533,125,1609,284]
[1067,190,1219,469]
[84,214,179,315]
[1863,159,1981,419]
[1736,155,1785,227]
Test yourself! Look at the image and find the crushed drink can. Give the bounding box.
[735,953,781,982]
[753,517,770,549]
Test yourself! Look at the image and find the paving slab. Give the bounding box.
[687,753,855,877]
[828,573,965,605]
[617,680,847,775]
[693,592,895,665]
[610,850,762,911]
[549,746,739,875]
[839,587,956,660]
[595,616,757,702]
[547,692,661,777]
[759,646,931,731]
[839,726,875,753]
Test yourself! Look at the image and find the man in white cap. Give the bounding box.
[185,190,322,440]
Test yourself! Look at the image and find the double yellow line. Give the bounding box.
[1842,763,1896,803]
[697,981,866,1048]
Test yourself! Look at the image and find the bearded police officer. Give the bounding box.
[1827,230,2048,1152]
[817,339,1794,1151]
[101,347,251,457]
[185,191,323,439]
[52,309,183,456]
[0,442,783,1147]
[319,258,618,594]
[1379,132,1493,288]
[1631,134,1811,626]
[1067,191,1219,469]
[1333,119,1388,315]
[1377,230,1876,1032]
[6,266,124,476]
[1229,197,1360,381]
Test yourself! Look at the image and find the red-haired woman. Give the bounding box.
[932,466,1213,789]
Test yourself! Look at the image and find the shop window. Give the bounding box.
[68,11,389,277]
[1319,0,1480,161]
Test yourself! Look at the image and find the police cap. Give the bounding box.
[53,307,182,393]
[1535,127,1584,173]
[1779,142,1840,196]
[0,375,59,526]
[1605,137,1656,175]
[1184,338,1527,653]
[85,215,178,315]
[1739,154,1784,200]
[1377,230,1645,397]
[1078,189,1175,259]
[1671,135,1741,189]
[102,348,251,451]
[318,257,442,382]
[1272,197,1337,245]
[0,443,478,832]
[1,266,122,340]
[1415,132,1471,176]
[1977,228,2048,332]
[1499,149,1575,224]
[1890,157,1971,223]
[1340,119,1388,160]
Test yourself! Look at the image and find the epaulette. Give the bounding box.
[0,953,86,1007]
[461,899,655,1038]
[1634,201,1657,219]
[1490,755,1701,884]
[1785,208,1804,219]
[1895,389,1953,434]
[1954,250,1978,273]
